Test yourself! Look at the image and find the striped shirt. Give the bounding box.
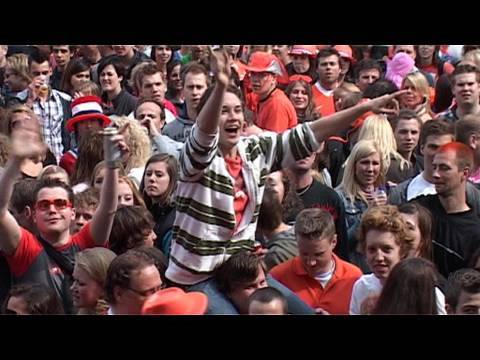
[166,122,320,285]
[32,89,71,162]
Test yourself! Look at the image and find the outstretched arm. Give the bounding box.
[89,125,128,246]
[0,121,47,255]
[309,91,408,144]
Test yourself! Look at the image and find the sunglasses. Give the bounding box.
[35,199,72,212]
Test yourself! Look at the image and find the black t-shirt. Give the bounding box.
[103,89,138,117]
[414,195,480,277]
[288,179,349,261]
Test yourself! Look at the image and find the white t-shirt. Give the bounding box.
[406,172,436,201]
[349,273,447,315]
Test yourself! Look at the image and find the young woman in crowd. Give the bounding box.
[285,78,321,123]
[60,58,91,97]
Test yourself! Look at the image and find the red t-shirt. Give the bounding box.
[224,155,249,229]
[256,88,298,133]
[312,83,336,117]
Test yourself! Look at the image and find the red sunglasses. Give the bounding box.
[35,199,72,211]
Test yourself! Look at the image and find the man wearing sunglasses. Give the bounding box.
[0,120,123,314]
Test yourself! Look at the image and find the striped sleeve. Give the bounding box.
[179,124,219,181]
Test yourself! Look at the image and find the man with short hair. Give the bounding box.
[440,64,480,123]
[105,250,163,315]
[162,63,209,142]
[390,109,424,182]
[248,287,288,315]
[270,208,362,314]
[414,143,480,276]
[27,51,72,162]
[50,45,73,90]
[312,48,342,117]
[245,51,297,132]
[354,58,383,92]
[112,45,149,93]
[215,251,268,314]
[8,178,40,235]
[71,188,99,234]
[456,115,480,186]
[0,120,121,313]
[445,268,480,314]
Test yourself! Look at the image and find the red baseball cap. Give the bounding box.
[333,45,354,61]
[245,52,284,75]
[141,287,208,315]
[289,45,318,57]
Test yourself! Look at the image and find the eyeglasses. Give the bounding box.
[126,284,164,297]
[35,199,72,212]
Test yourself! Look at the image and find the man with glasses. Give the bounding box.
[105,250,163,315]
[0,119,122,313]
[245,51,297,133]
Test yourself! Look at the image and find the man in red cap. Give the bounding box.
[286,45,318,84]
[245,51,297,133]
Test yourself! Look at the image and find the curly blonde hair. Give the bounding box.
[110,116,152,173]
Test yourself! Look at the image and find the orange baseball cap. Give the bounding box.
[334,45,354,61]
[141,287,208,315]
[289,45,318,57]
[245,52,284,75]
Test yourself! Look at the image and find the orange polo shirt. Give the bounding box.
[256,88,297,133]
[269,253,362,314]
[312,82,336,117]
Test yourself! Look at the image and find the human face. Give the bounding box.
[394,45,416,60]
[339,57,351,76]
[317,55,341,86]
[100,64,122,93]
[30,61,52,87]
[266,171,285,203]
[401,79,424,108]
[52,46,72,68]
[292,54,310,74]
[117,181,134,208]
[140,72,166,103]
[420,134,454,175]
[154,45,172,65]
[93,168,106,190]
[115,265,162,315]
[142,229,157,247]
[72,205,95,234]
[229,265,268,314]
[168,64,183,91]
[113,45,134,58]
[417,45,436,60]
[432,150,467,197]
[136,102,164,133]
[218,92,245,154]
[289,83,309,110]
[144,161,171,201]
[394,118,421,156]
[34,187,75,237]
[5,296,29,315]
[365,229,402,282]
[71,70,90,92]
[272,45,289,59]
[452,73,480,107]
[455,290,480,315]
[4,67,28,92]
[76,119,102,140]
[354,152,381,188]
[248,299,286,315]
[191,45,206,61]
[250,71,276,96]
[183,72,208,110]
[356,68,380,92]
[298,235,337,277]
[70,265,104,309]
[399,212,422,258]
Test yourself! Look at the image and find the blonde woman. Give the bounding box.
[357,114,412,184]
[335,140,387,272]
[400,71,434,123]
[110,115,152,186]
[71,247,117,315]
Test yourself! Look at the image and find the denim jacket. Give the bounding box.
[335,186,368,246]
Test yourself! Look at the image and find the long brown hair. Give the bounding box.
[140,154,178,208]
[397,202,433,260]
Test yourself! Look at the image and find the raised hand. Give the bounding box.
[207,46,231,87]
[10,120,47,161]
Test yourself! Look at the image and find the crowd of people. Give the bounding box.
[0,44,479,315]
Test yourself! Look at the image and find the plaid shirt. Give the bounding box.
[32,89,71,162]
